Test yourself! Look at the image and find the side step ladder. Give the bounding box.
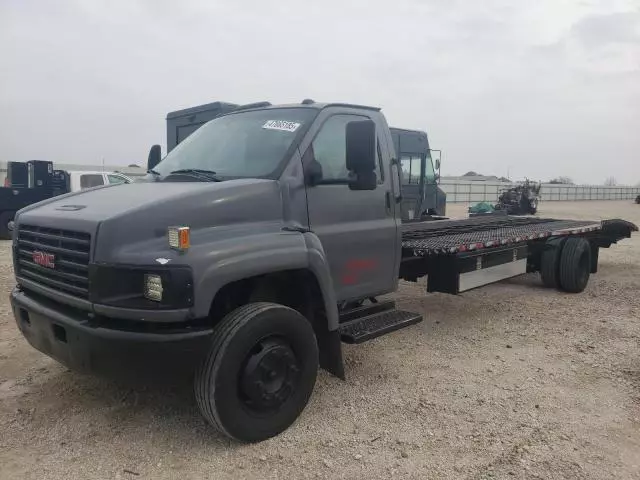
[337,300,422,344]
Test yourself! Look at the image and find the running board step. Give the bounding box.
[339,300,395,323]
[338,309,423,344]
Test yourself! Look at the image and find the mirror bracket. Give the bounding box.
[147,145,162,171]
[348,171,377,191]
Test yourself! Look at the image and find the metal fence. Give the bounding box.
[439,180,640,203]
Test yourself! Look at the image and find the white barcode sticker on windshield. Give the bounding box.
[262,120,301,132]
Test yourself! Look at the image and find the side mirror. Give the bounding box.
[435,158,441,170]
[346,120,376,190]
[147,144,162,171]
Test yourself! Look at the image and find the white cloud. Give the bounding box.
[0,0,638,184]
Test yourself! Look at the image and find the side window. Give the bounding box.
[107,174,127,184]
[424,153,436,183]
[80,174,104,189]
[400,155,421,184]
[305,114,382,183]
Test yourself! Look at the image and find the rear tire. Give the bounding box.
[195,303,318,442]
[0,211,14,240]
[558,237,591,293]
[540,238,565,289]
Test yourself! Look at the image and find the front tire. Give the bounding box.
[195,303,318,442]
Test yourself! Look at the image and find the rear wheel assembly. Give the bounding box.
[540,237,565,289]
[558,237,591,293]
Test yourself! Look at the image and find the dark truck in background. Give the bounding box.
[1,161,134,239]
[164,100,447,218]
[9,100,636,442]
[1,160,69,239]
[391,127,446,218]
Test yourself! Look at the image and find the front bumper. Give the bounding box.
[10,287,214,377]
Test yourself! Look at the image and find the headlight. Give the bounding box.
[89,265,193,309]
[144,274,163,302]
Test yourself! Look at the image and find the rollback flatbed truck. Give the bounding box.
[9,100,637,442]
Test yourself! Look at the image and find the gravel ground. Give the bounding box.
[1,200,639,480]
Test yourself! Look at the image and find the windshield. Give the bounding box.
[154,108,316,179]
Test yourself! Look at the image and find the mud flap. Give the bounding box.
[317,329,345,380]
[590,243,599,273]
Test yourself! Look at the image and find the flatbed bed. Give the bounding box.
[401,216,612,256]
[397,215,636,295]
[337,215,637,346]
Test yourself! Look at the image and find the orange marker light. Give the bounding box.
[168,226,190,251]
[179,227,190,249]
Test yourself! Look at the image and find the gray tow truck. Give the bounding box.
[9,100,637,442]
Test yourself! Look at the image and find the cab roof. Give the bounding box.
[231,100,381,113]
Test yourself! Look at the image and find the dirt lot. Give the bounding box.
[1,200,639,480]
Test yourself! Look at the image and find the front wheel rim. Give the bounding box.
[239,337,301,414]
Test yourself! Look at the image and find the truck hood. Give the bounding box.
[16,179,284,261]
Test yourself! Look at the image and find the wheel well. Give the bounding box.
[209,269,327,334]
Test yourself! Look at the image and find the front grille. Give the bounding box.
[16,224,91,299]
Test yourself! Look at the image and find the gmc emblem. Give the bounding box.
[32,251,55,269]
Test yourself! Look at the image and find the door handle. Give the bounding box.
[385,191,392,213]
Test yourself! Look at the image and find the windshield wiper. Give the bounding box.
[168,169,222,182]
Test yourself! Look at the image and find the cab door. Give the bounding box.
[422,152,438,214]
[301,111,399,301]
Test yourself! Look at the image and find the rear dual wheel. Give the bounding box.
[540,237,591,293]
[195,303,318,442]
[558,237,591,293]
[540,238,564,288]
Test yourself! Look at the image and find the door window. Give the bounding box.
[80,174,104,189]
[400,153,436,184]
[424,152,436,183]
[305,114,383,183]
[400,155,421,184]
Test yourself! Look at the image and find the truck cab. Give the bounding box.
[11,101,405,441]
[390,127,446,219]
